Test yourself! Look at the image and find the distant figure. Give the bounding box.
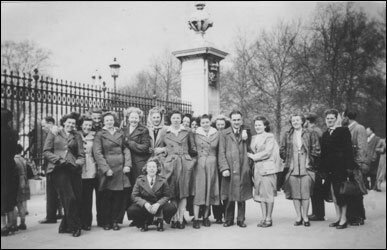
[376,139,386,192]
[365,127,384,190]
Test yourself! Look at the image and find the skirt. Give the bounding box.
[284,172,315,200]
[253,171,277,203]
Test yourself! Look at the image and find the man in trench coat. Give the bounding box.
[218,110,253,228]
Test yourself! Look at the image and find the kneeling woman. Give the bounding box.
[127,157,177,232]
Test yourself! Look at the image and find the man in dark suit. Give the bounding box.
[365,127,384,190]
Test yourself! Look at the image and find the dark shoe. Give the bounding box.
[171,221,177,229]
[203,218,211,227]
[59,227,71,234]
[140,224,148,232]
[294,219,303,226]
[103,225,112,230]
[336,222,348,229]
[129,221,137,227]
[193,220,200,229]
[257,220,265,227]
[81,225,91,231]
[39,219,57,224]
[215,218,223,224]
[223,221,234,227]
[262,220,273,228]
[350,218,364,226]
[72,229,81,237]
[157,219,164,232]
[18,224,27,230]
[1,227,10,237]
[112,223,120,231]
[303,221,311,227]
[375,189,382,192]
[56,214,64,220]
[308,215,325,221]
[9,225,18,233]
[329,221,340,227]
[359,218,365,225]
[237,221,247,228]
[177,221,185,229]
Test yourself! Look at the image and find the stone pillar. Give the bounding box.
[173,2,228,116]
[173,48,227,116]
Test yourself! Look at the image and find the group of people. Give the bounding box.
[1,106,386,238]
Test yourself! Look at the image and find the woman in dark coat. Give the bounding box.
[321,109,354,229]
[121,107,151,225]
[93,112,132,231]
[127,157,177,232]
[43,113,85,237]
[1,108,19,237]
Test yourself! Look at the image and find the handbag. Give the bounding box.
[339,177,362,196]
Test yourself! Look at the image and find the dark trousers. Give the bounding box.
[224,200,246,222]
[118,187,131,224]
[311,172,325,218]
[100,190,124,226]
[51,167,82,231]
[127,203,177,225]
[212,173,224,220]
[347,195,366,222]
[80,178,99,227]
[46,173,60,221]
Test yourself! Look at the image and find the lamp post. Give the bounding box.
[109,57,120,95]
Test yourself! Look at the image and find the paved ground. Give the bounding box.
[2,183,386,249]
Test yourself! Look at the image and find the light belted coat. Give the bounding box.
[193,127,220,206]
[159,125,197,199]
[43,129,85,175]
[218,127,253,202]
[93,128,132,191]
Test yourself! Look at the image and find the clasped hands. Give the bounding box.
[144,202,160,215]
[106,167,130,177]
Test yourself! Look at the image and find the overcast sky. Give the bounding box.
[1,1,384,89]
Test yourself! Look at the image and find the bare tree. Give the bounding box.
[1,40,51,74]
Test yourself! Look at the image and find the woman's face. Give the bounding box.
[104,115,115,129]
[82,120,93,134]
[146,161,158,177]
[215,120,226,131]
[151,113,162,127]
[254,120,265,134]
[129,112,140,127]
[291,116,303,130]
[64,118,76,132]
[191,120,198,130]
[182,117,191,129]
[200,118,211,131]
[171,114,182,127]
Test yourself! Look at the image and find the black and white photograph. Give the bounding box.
[1,1,386,249]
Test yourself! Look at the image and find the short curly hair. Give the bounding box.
[142,157,162,175]
[124,107,144,118]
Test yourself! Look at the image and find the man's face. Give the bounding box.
[366,128,373,137]
[230,114,242,130]
[325,114,337,128]
[91,113,102,125]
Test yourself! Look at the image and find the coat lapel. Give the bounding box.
[225,128,238,144]
[152,176,164,193]
[140,176,155,196]
[102,130,122,146]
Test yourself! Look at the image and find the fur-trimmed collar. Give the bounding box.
[196,127,217,137]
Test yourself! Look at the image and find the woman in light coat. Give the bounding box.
[247,116,281,228]
[159,110,197,229]
[192,114,220,229]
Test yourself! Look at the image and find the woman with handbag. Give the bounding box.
[280,114,320,227]
[321,109,355,229]
[248,117,281,228]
